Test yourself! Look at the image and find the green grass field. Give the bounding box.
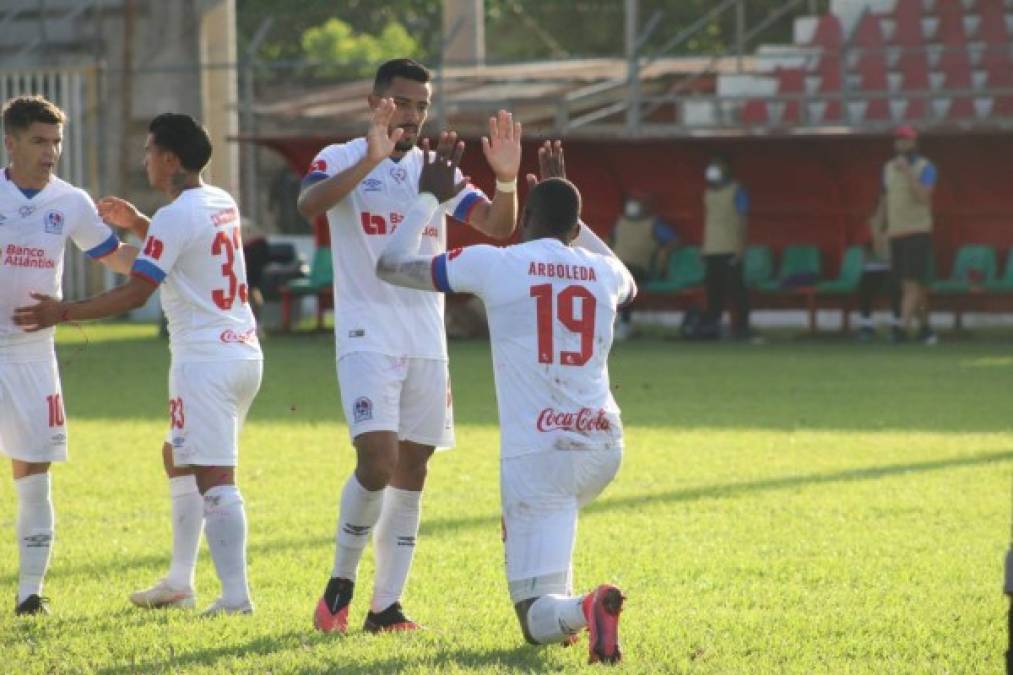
[2,323,1011,673]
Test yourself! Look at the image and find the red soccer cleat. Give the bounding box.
[582,584,625,664]
[314,577,353,634]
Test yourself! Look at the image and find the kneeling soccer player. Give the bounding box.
[376,139,633,664]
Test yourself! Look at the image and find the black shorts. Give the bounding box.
[889,233,932,283]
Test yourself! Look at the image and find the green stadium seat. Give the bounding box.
[742,245,774,288]
[816,245,864,294]
[645,246,704,292]
[985,249,1013,292]
[280,247,333,331]
[757,244,821,291]
[930,244,997,294]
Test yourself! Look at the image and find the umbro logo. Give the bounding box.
[362,178,383,192]
[342,524,370,536]
[0,213,6,225]
[23,533,52,548]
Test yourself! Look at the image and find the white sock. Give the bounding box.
[331,474,384,581]
[16,474,54,603]
[370,487,422,612]
[203,485,250,606]
[165,475,203,589]
[526,594,588,644]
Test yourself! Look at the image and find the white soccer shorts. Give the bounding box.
[0,357,68,463]
[501,448,622,602]
[166,359,262,467]
[336,352,454,448]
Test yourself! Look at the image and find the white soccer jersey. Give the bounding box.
[433,238,636,458]
[131,185,261,363]
[0,169,118,362]
[305,138,488,360]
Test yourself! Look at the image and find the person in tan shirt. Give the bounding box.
[701,157,752,339]
[610,196,677,339]
[868,126,938,344]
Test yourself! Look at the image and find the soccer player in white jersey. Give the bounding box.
[376,141,635,664]
[297,58,522,633]
[15,113,263,616]
[1,95,138,616]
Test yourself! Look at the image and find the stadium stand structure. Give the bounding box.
[251,0,1013,331]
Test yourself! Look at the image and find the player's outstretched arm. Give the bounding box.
[377,138,465,291]
[12,277,156,332]
[97,243,140,276]
[297,98,404,220]
[465,110,521,240]
[98,196,152,239]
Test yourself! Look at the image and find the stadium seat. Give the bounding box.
[978,2,1010,44]
[757,244,822,291]
[743,245,774,288]
[741,99,770,125]
[853,12,892,121]
[644,246,705,293]
[816,245,865,294]
[930,243,998,293]
[892,0,927,48]
[985,248,1013,292]
[777,68,805,123]
[280,246,333,331]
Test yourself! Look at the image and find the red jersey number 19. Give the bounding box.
[529,283,597,366]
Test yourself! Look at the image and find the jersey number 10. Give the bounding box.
[530,284,597,366]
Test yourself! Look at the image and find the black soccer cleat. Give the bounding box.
[363,601,421,633]
[15,594,50,616]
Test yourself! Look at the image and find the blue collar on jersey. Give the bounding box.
[4,167,42,199]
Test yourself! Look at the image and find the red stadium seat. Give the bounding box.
[741,99,770,125]
[777,68,805,123]
[853,12,891,120]
[891,0,926,47]
[978,2,1010,44]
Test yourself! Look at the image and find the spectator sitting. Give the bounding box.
[609,196,678,339]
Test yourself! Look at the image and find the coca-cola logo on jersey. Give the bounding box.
[536,407,612,433]
[219,328,257,344]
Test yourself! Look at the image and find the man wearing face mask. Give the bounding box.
[868,126,938,344]
[609,196,677,339]
[701,157,752,340]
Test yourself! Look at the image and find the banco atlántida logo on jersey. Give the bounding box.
[3,244,57,269]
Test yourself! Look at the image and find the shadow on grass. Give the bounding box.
[8,449,1009,585]
[92,628,555,674]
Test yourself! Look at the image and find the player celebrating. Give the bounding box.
[297,58,521,633]
[14,113,262,616]
[376,141,634,664]
[1,95,137,615]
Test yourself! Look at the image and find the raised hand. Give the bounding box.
[481,109,521,182]
[419,137,466,204]
[366,98,405,162]
[525,140,566,189]
[97,196,147,232]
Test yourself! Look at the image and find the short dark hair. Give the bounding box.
[2,95,66,135]
[148,113,212,172]
[373,58,431,94]
[527,178,582,237]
